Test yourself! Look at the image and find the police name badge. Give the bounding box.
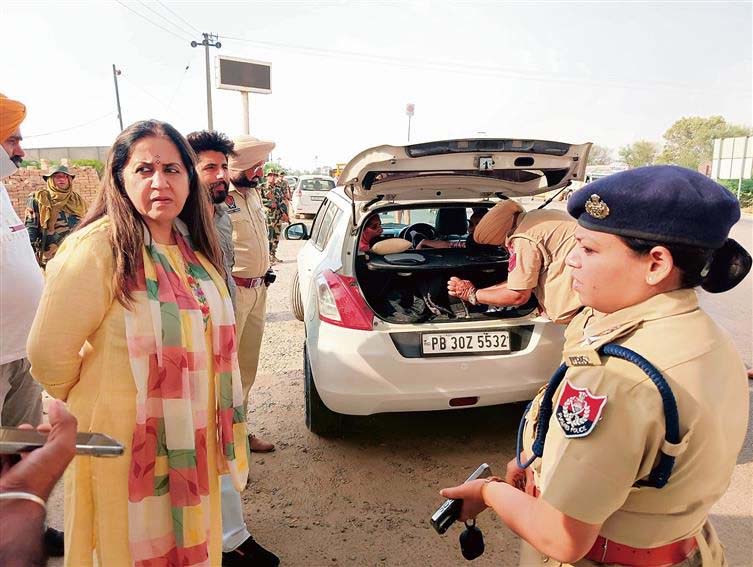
[555,381,607,438]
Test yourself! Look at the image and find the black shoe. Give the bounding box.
[44,527,65,557]
[222,536,279,567]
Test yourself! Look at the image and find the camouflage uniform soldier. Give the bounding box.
[261,163,289,264]
[25,164,87,267]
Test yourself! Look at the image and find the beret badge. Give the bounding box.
[584,194,610,220]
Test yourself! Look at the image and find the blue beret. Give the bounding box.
[567,165,740,249]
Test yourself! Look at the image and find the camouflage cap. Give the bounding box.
[42,164,75,180]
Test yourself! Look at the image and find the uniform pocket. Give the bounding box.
[231,216,253,241]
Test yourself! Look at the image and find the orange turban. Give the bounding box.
[473,200,525,245]
[0,93,27,143]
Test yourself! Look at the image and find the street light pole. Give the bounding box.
[112,64,124,131]
[405,103,415,143]
[191,33,221,130]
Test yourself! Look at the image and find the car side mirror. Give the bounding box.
[285,222,309,240]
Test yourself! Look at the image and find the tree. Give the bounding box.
[619,140,659,169]
[587,144,613,165]
[657,116,752,170]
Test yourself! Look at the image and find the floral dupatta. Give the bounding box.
[124,220,249,566]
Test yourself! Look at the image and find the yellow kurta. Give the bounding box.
[27,218,222,567]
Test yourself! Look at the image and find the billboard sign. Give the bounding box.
[217,55,272,94]
[711,136,752,180]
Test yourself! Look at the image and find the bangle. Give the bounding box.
[480,476,503,504]
[467,288,478,306]
[0,491,47,512]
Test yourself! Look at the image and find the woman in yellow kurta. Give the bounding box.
[27,120,249,567]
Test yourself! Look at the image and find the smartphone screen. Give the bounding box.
[0,427,124,457]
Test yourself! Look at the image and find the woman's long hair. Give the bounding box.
[78,119,223,306]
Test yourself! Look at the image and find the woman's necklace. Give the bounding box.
[180,252,210,329]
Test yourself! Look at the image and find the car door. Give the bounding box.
[296,199,339,312]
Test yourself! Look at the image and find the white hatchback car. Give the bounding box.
[291,175,337,218]
[286,138,591,435]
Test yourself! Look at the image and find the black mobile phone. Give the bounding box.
[0,427,124,457]
[431,463,492,535]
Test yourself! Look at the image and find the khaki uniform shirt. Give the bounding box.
[522,290,747,562]
[505,209,580,324]
[213,203,237,308]
[225,185,270,278]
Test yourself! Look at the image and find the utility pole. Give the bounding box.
[112,64,124,131]
[191,33,221,130]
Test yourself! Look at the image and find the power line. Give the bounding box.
[155,0,202,34]
[134,0,195,40]
[165,54,196,109]
[219,34,748,95]
[114,0,191,43]
[120,74,169,107]
[25,112,117,139]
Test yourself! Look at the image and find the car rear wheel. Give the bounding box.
[304,343,342,436]
[290,270,304,322]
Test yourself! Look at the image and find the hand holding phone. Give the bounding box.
[0,427,124,457]
[431,463,491,534]
[0,400,78,502]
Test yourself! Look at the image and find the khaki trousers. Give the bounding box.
[0,357,42,427]
[234,284,267,422]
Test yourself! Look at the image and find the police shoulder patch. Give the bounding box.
[555,380,607,438]
[225,195,240,213]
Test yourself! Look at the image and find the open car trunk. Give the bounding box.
[355,245,539,324]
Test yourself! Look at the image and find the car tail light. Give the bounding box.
[295,189,302,198]
[316,269,374,330]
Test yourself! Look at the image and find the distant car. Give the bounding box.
[291,175,336,218]
[285,137,592,435]
[284,175,298,189]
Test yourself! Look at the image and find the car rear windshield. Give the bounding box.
[301,178,335,191]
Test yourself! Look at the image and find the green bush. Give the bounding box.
[717,178,753,208]
[20,159,42,169]
[70,159,105,178]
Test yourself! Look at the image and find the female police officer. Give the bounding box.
[440,165,751,566]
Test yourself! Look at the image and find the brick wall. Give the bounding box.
[4,166,100,219]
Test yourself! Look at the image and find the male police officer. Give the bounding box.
[448,200,581,324]
[226,136,276,453]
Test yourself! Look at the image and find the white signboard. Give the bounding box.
[712,136,752,180]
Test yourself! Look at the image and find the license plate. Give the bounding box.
[311,195,325,201]
[421,331,511,355]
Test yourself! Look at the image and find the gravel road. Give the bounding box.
[46,214,752,566]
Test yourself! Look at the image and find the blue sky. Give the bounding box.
[4,1,751,169]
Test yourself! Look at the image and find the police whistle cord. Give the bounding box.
[515,343,680,489]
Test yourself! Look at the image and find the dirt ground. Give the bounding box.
[47,227,752,566]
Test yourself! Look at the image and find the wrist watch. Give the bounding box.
[467,288,478,306]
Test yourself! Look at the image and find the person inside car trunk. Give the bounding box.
[447,200,581,324]
[440,166,751,566]
[359,214,383,251]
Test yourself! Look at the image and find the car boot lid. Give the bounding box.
[339,138,592,202]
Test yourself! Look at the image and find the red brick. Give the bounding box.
[4,167,100,219]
